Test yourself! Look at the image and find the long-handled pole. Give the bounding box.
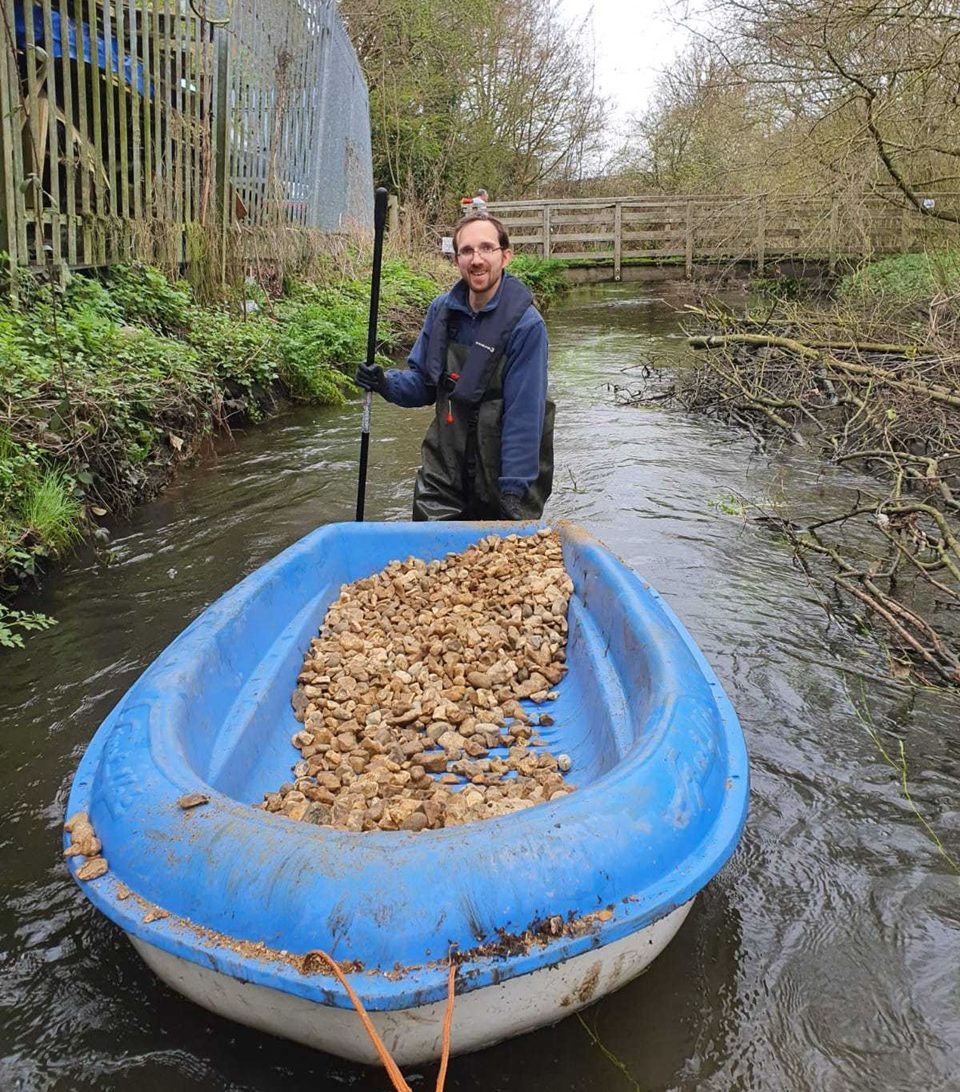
[356,187,389,522]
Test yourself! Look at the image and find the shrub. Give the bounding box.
[838,250,960,304]
[507,254,569,310]
[275,298,364,403]
[186,309,281,391]
[103,264,194,335]
[377,260,441,348]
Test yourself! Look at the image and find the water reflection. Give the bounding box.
[1,283,959,1090]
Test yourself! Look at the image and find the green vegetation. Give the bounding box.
[0,603,57,649]
[507,255,569,310]
[0,259,442,637]
[839,250,960,305]
[274,259,437,401]
[0,250,572,647]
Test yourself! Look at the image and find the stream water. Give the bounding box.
[2,283,959,1091]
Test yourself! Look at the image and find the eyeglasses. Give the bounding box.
[456,243,502,259]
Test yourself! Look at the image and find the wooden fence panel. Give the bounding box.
[0,0,373,275]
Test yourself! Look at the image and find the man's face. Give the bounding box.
[455,220,511,300]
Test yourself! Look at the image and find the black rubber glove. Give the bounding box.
[354,362,386,393]
[499,492,526,520]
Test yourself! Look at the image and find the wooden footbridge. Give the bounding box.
[487,194,959,279]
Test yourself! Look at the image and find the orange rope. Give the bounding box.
[308,949,458,1092]
[434,958,458,1092]
[308,950,411,1092]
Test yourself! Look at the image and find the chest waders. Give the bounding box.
[412,276,555,522]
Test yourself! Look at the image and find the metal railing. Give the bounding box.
[0,0,373,274]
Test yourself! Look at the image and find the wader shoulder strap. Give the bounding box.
[422,275,534,405]
[423,300,454,387]
[451,276,533,407]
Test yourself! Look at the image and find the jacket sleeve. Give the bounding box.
[380,299,440,408]
[499,307,548,497]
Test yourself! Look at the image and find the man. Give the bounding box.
[355,212,554,521]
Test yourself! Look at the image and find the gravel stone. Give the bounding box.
[262,531,576,831]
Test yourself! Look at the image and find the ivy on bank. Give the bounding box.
[0,259,439,646]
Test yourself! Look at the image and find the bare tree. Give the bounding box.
[672,0,960,215]
[338,0,607,229]
[458,1,608,194]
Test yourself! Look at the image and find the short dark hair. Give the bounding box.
[453,211,510,253]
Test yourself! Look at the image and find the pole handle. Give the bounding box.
[364,188,389,369]
[356,187,389,523]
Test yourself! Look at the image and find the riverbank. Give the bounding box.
[0,252,567,647]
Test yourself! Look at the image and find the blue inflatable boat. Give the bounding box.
[65,521,748,1064]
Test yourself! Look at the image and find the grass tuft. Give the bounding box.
[18,468,84,552]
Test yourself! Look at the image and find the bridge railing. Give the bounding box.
[486,194,960,278]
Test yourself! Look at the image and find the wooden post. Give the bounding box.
[22,0,42,264]
[102,0,120,260]
[542,203,551,258]
[127,0,142,227]
[3,0,26,273]
[58,0,77,266]
[756,194,766,274]
[0,0,20,278]
[40,0,63,266]
[138,0,153,221]
[171,0,184,251]
[74,0,93,264]
[190,4,203,233]
[162,0,176,252]
[114,0,130,237]
[151,0,164,230]
[212,27,230,285]
[613,201,622,281]
[685,200,694,278]
[828,200,838,273]
[88,0,106,264]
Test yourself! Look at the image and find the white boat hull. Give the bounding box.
[130,900,692,1065]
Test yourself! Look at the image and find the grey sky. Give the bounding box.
[559,1,690,141]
